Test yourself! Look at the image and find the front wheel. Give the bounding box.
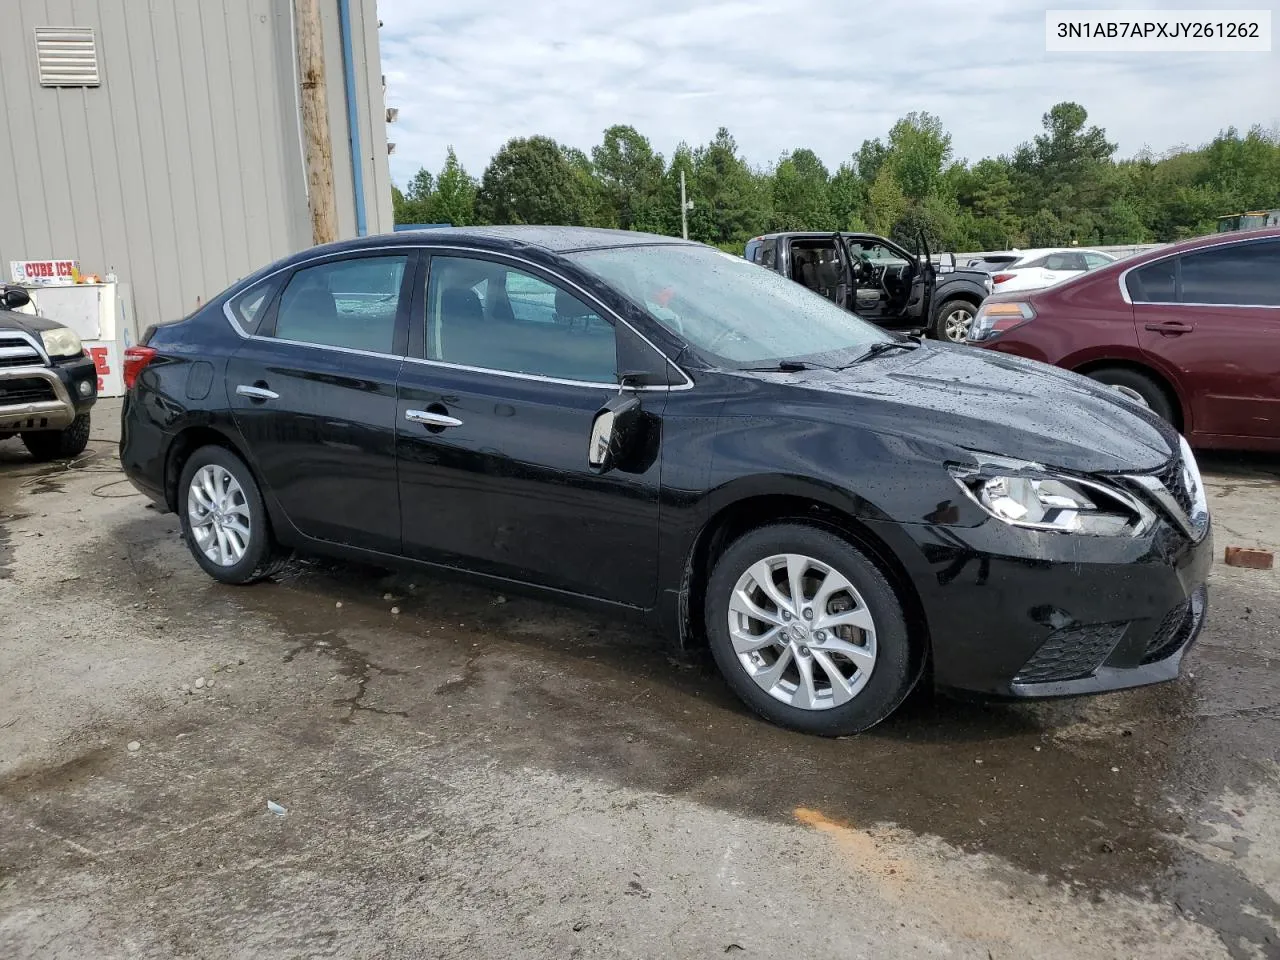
[22,413,91,461]
[178,445,287,585]
[704,523,919,736]
[930,299,977,343]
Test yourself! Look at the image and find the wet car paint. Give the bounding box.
[4,417,1279,957]
[122,227,1207,704]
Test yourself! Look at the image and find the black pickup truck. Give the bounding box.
[0,285,98,461]
[744,232,992,342]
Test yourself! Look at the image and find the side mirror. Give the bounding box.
[2,286,31,310]
[588,394,642,472]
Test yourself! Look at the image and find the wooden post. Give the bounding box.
[294,0,337,246]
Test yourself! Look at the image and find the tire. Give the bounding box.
[704,523,918,736]
[1085,367,1177,425]
[930,298,977,343]
[177,445,287,585]
[21,413,91,461]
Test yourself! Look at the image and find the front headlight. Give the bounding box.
[950,455,1154,536]
[40,326,83,358]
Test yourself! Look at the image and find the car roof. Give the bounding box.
[1113,226,1280,270]
[288,226,696,261]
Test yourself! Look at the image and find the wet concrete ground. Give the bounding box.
[1,400,1277,958]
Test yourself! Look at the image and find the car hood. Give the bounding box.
[0,307,60,335]
[746,342,1176,474]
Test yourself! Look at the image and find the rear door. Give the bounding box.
[227,251,416,553]
[395,251,665,606]
[1129,238,1280,441]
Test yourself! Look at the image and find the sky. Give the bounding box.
[377,0,1280,185]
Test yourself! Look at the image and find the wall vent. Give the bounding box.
[35,27,101,87]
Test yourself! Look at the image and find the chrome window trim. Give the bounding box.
[1118,234,1280,307]
[220,243,694,391]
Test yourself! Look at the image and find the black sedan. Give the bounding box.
[120,227,1212,736]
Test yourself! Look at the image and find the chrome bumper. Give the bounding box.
[0,365,77,431]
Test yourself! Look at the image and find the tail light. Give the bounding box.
[968,302,1035,342]
[991,273,1016,284]
[122,345,158,389]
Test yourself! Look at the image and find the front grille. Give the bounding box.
[0,377,56,405]
[1013,622,1128,683]
[0,353,41,368]
[0,336,43,368]
[1142,585,1207,664]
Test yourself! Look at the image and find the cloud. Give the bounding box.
[377,0,1280,183]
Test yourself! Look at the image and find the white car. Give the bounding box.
[985,248,1116,293]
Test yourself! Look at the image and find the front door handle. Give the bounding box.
[1145,321,1194,335]
[405,409,463,428]
[236,384,279,401]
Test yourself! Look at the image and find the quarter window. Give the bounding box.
[1178,240,1280,306]
[425,256,617,384]
[1126,259,1177,303]
[227,277,280,336]
[272,255,408,353]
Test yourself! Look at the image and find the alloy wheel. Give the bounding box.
[187,464,252,567]
[727,553,877,710]
[943,308,973,342]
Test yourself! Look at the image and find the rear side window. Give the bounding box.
[761,240,776,269]
[271,255,409,353]
[1179,240,1280,306]
[1083,252,1112,269]
[227,277,280,336]
[744,240,762,264]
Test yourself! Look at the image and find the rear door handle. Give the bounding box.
[405,409,463,428]
[236,384,279,400]
[1145,321,1194,335]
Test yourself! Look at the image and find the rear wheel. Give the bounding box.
[704,523,917,736]
[930,299,977,343]
[21,413,91,461]
[1085,367,1177,425]
[178,445,287,584]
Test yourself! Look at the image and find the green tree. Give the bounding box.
[828,160,867,230]
[428,146,478,226]
[692,127,771,245]
[885,112,952,201]
[770,148,833,230]
[591,125,666,232]
[475,136,584,225]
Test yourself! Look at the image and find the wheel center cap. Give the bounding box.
[789,622,808,642]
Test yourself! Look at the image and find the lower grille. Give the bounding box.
[0,377,56,405]
[1142,585,1207,664]
[1014,622,1128,683]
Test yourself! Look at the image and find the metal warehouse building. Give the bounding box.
[0,0,393,334]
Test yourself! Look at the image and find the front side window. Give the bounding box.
[425,256,617,383]
[1179,240,1280,306]
[569,243,889,366]
[272,255,408,353]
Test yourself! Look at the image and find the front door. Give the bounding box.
[396,252,664,607]
[840,235,921,326]
[227,251,415,553]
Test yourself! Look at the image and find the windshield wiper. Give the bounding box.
[740,359,819,372]
[845,339,919,365]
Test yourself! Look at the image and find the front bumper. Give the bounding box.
[864,513,1212,699]
[0,356,97,432]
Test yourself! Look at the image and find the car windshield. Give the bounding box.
[567,243,890,366]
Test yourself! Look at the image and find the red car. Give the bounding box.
[968,228,1280,452]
